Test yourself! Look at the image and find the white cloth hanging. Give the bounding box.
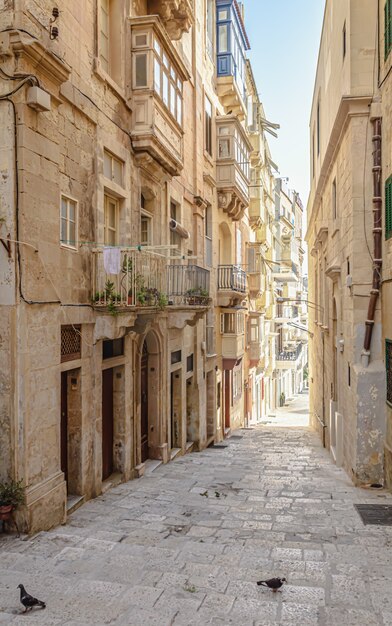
[103,247,121,275]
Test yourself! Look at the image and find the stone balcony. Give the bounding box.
[272,262,299,283]
[217,265,246,307]
[216,115,251,221]
[129,16,190,176]
[146,0,194,40]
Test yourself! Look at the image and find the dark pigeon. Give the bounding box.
[17,584,46,612]
[257,577,286,592]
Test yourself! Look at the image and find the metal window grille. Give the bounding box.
[387,340,392,405]
[61,325,81,362]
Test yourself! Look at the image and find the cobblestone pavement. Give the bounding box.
[2,397,392,625]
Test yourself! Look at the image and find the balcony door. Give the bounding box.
[102,368,114,480]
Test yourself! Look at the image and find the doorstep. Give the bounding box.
[171,447,182,461]
[66,494,85,515]
[101,472,122,494]
[185,441,194,454]
[144,459,162,474]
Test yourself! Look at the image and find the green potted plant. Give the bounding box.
[0,479,25,521]
[186,286,210,305]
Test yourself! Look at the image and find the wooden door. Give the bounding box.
[61,372,68,491]
[141,347,149,462]
[224,370,231,429]
[170,372,175,448]
[102,368,114,480]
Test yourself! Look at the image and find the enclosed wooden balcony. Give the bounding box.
[220,310,245,362]
[272,262,299,283]
[216,115,252,221]
[129,16,190,176]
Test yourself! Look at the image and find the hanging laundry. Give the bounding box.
[103,247,121,275]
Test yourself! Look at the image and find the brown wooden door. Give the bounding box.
[224,370,231,429]
[61,372,68,491]
[102,368,114,480]
[141,347,149,462]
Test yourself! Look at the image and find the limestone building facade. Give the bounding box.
[307,0,386,484]
[0,0,306,532]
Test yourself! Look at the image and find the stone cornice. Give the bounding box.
[3,29,70,86]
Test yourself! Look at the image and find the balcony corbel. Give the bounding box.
[147,0,194,40]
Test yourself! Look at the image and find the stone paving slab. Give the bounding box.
[1,395,392,624]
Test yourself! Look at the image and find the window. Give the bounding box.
[187,354,194,372]
[99,0,122,83]
[218,24,228,52]
[232,362,242,403]
[205,204,212,266]
[387,340,392,405]
[205,96,213,156]
[103,338,124,359]
[170,201,181,253]
[153,37,183,125]
[316,100,320,155]
[60,196,77,248]
[312,128,315,178]
[61,325,81,362]
[343,21,346,59]
[386,176,392,239]
[141,213,152,245]
[171,350,182,365]
[385,0,392,59]
[332,178,337,219]
[220,312,244,335]
[103,150,123,186]
[104,195,119,245]
[249,317,260,344]
[135,53,148,87]
[100,0,110,73]
[206,0,214,58]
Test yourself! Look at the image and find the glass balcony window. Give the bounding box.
[153,36,183,125]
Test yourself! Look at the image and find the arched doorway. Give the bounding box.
[138,330,163,464]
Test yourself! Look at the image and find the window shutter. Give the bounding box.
[220,313,224,334]
[386,0,392,58]
[386,176,392,239]
[247,246,256,272]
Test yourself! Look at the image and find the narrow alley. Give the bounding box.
[1,397,392,626]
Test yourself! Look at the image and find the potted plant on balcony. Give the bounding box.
[185,286,211,306]
[0,479,24,521]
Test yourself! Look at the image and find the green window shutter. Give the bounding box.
[386,177,392,240]
[386,0,392,59]
[387,340,392,405]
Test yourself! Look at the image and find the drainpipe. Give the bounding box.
[362,118,382,365]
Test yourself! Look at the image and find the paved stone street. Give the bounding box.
[2,395,392,625]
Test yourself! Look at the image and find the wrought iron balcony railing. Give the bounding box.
[277,343,303,361]
[167,264,210,305]
[92,248,167,309]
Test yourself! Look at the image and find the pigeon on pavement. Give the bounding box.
[17,584,46,612]
[257,577,286,592]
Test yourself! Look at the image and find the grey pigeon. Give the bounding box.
[17,584,46,612]
[257,577,286,592]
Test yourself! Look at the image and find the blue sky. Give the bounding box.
[245,0,325,204]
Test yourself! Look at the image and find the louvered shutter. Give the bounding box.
[386,176,392,239]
